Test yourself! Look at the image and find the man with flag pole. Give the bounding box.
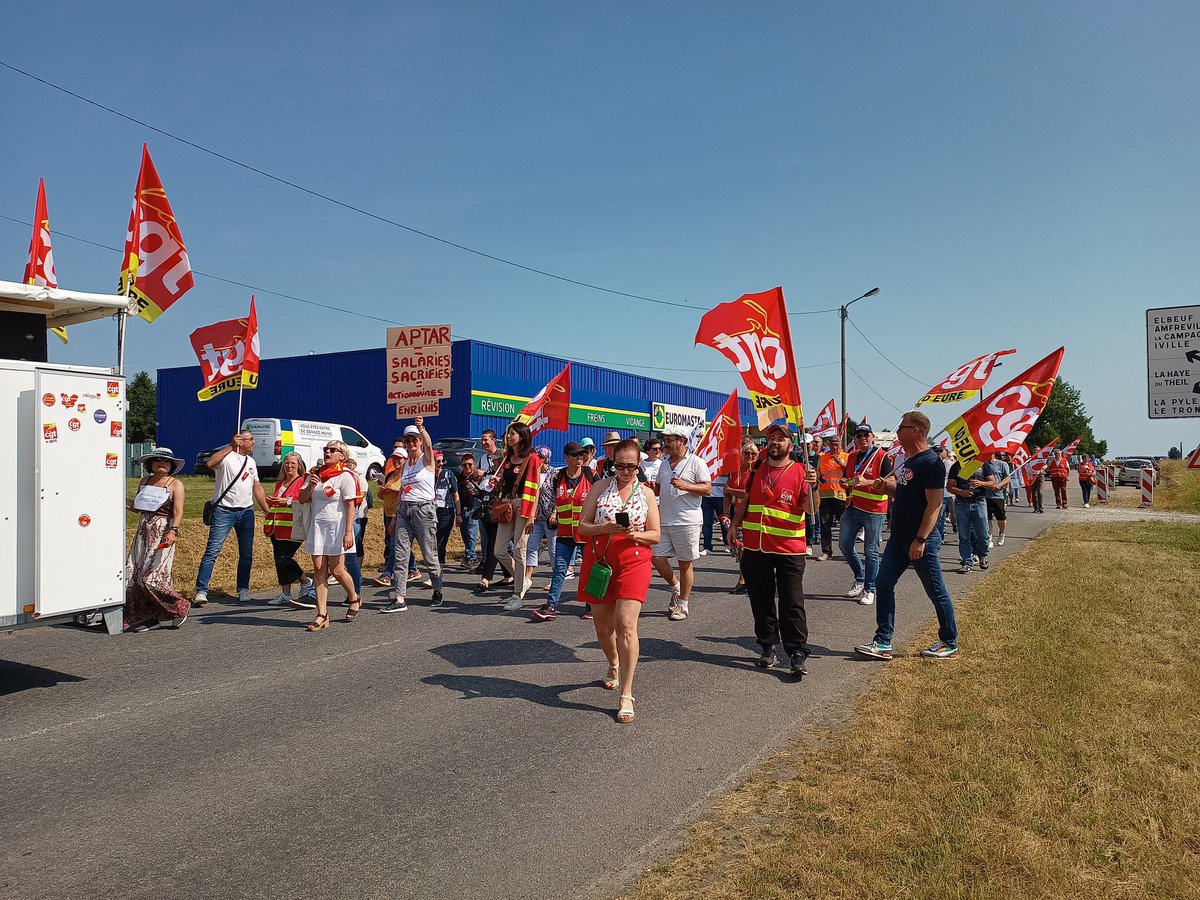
[854,409,960,661]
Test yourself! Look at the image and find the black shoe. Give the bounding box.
[789,652,809,677]
[431,590,444,607]
[755,646,775,668]
[732,583,747,595]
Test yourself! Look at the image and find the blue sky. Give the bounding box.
[3,2,1197,455]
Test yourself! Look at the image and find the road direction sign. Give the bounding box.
[1146,305,1200,419]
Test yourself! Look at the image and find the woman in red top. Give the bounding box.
[1076,456,1097,508]
[1047,450,1071,509]
[577,439,661,724]
[264,452,314,605]
[721,440,760,594]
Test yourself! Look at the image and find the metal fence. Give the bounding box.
[126,441,154,477]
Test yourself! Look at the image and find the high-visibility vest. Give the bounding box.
[742,461,808,555]
[818,451,848,499]
[845,446,889,514]
[1077,461,1095,482]
[263,478,303,540]
[554,470,594,542]
[1048,458,1070,480]
[500,454,544,519]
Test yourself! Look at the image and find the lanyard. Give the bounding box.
[853,447,878,478]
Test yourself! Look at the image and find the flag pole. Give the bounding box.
[236,380,245,432]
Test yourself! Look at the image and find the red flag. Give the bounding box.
[810,399,838,436]
[190,297,261,401]
[119,144,194,323]
[945,347,1065,478]
[694,390,742,478]
[1020,439,1059,479]
[1009,444,1030,471]
[23,179,67,344]
[515,362,571,435]
[916,349,1017,405]
[1061,435,1084,459]
[695,287,803,429]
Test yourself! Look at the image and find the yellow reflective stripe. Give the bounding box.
[746,503,805,523]
[851,489,888,502]
[521,490,538,503]
[760,523,806,538]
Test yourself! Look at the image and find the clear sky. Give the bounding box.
[3,2,1197,455]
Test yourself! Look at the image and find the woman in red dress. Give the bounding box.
[577,439,661,723]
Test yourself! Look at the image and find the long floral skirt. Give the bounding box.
[124,514,190,628]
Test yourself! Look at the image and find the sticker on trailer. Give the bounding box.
[94,409,107,424]
[60,393,79,408]
[107,381,120,397]
[43,423,58,443]
[110,421,123,438]
[78,514,91,527]
[105,453,119,469]
[68,418,81,432]
[76,403,87,413]
[42,393,55,407]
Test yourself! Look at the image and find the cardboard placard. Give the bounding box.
[387,323,451,413]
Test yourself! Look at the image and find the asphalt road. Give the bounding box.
[1,485,1082,900]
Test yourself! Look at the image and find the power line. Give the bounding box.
[4,213,839,377]
[846,362,909,415]
[0,59,839,320]
[847,318,929,386]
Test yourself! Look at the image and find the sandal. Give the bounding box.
[616,695,636,724]
[475,579,491,594]
[342,596,363,623]
[305,613,329,632]
[602,664,620,691]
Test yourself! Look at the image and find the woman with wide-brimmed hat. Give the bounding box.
[124,447,190,633]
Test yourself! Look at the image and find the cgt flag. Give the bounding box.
[695,287,803,429]
[694,390,742,478]
[190,296,261,401]
[1061,435,1084,460]
[1019,439,1059,479]
[23,179,68,344]
[515,362,571,434]
[119,144,194,323]
[945,347,1065,479]
[916,349,1017,405]
[810,398,838,436]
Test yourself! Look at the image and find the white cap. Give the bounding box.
[403,425,421,437]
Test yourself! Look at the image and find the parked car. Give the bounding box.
[1117,458,1158,486]
[194,446,224,477]
[242,418,387,481]
[433,437,486,478]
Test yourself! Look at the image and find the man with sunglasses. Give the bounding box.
[652,430,711,621]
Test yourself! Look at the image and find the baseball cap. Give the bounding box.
[563,441,584,456]
[764,421,793,437]
[391,446,408,458]
[432,450,444,460]
[602,431,622,445]
[854,423,873,434]
[403,424,421,437]
[580,437,595,448]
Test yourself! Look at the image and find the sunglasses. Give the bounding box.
[566,451,585,458]
[323,447,340,454]
[613,463,640,471]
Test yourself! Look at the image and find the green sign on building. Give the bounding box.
[470,391,650,431]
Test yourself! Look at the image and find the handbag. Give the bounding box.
[490,497,515,524]
[203,456,249,526]
[585,538,614,599]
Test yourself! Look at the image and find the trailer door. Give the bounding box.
[35,369,125,618]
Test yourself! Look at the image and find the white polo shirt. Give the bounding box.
[655,453,711,526]
[213,452,259,508]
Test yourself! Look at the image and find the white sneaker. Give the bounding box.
[805,547,813,557]
[988,538,995,549]
[238,589,252,602]
[699,549,709,556]
[565,569,575,579]
[422,579,433,588]
[193,591,208,606]
[816,552,830,561]
[668,602,688,621]
[997,534,1006,546]
[846,581,864,598]
[268,593,291,606]
[1083,503,1090,509]
[859,590,876,606]
[503,596,523,612]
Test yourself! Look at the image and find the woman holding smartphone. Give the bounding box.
[577,439,660,724]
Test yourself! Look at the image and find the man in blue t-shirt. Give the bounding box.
[986,453,1010,548]
[854,411,959,660]
[947,454,998,574]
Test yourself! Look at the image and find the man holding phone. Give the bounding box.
[652,430,712,621]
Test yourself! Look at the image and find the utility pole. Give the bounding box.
[840,287,880,423]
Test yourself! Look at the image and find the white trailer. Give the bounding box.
[0,280,132,635]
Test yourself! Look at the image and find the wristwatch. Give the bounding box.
[915,535,927,543]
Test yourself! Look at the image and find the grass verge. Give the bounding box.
[625,522,1200,899]
[126,476,461,596]
[1106,460,1200,514]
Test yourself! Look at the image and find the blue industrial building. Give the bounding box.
[157,339,755,472]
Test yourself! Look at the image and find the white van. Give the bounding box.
[243,418,387,480]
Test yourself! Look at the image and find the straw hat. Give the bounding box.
[138,447,186,475]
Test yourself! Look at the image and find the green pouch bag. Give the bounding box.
[585,558,613,599]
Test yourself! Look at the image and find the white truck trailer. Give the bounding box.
[0,280,132,635]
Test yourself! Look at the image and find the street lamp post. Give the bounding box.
[840,287,881,425]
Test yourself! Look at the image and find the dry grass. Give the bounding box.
[126,476,459,596]
[625,522,1200,900]
[1104,461,1200,513]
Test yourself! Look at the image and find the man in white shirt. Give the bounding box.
[194,430,269,605]
[652,430,712,620]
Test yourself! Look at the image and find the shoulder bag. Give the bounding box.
[203,455,249,526]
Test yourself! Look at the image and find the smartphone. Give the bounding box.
[615,512,630,528]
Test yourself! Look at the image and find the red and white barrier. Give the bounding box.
[1140,467,1154,507]
[1095,466,1108,503]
